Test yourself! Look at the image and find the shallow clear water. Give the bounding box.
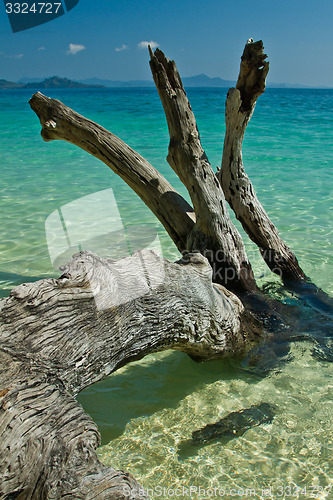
[0,87,332,498]
[95,344,332,499]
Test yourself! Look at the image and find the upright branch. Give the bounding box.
[149,47,256,292]
[218,40,307,282]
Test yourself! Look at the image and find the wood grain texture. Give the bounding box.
[0,250,261,498]
[218,40,306,281]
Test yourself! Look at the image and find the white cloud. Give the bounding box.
[115,44,129,52]
[138,40,159,50]
[5,53,24,59]
[38,46,45,51]
[67,43,86,56]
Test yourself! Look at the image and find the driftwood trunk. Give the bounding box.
[1,40,310,498]
[0,250,261,498]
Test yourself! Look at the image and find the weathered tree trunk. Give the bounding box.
[0,250,261,498]
[218,40,307,281]
[149,47,256,292]
[0,40,317,498]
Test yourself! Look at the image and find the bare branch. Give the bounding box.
[29,92,195,253]
[149,48,256,292]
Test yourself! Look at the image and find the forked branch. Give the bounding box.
[0,39,314,500]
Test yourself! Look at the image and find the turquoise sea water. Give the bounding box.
[1,88,332,498]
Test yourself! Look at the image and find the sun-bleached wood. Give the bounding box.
[0,250,261,498]
[218,40,306,281]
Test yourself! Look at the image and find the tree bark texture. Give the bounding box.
[0,250,261,498]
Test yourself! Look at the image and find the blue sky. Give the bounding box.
[1,0,333,86]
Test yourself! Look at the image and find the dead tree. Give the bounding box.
[0,40,310,499]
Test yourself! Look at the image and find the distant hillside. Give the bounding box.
[23,76,104,89]
[79,74,236,88]
[0,79,23,89]
[79,75,326,89]
[183,74,235,87]
[1,74,327,90]
[0,76,104,89]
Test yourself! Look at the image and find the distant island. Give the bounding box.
[0,74,235,89]
[0,79,23,89]
[0,76,104,90]
[1,74,329,90]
